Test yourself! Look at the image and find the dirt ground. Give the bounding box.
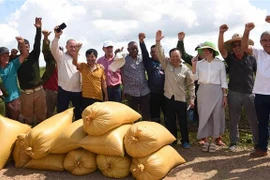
[1,145,269,180]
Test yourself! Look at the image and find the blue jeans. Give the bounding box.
[254,94,270,151]
[57,86,82,120]
[107,84,122,102]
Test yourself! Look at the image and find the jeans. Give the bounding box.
[254,94,270,151]
[165,96,189,144]
[57,86,82,120]
[228,91,258,145]
[150,92,166,123]
[107,84,122,102]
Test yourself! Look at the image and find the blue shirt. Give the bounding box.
[0,57,21,102]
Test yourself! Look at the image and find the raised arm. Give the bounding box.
[242,22,255,55]
[51,25,64,62]
[42,30,53,63]
[218,24,229,58]
[32,17,42,57]
[72,43,83,70]
[138,33,152,71]
[176,32,193,65]
[17,36,29,63]
[155,30,168,69]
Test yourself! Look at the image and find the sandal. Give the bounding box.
[201,142,209,152]
[209,143,216,152]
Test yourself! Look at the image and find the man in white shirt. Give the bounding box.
[51,25,82,120]
[242,15,270,158]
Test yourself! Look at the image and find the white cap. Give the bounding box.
[103,40,114,48]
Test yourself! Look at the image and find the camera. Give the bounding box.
[55,23,67,33]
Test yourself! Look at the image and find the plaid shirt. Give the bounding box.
[121,54,150,97]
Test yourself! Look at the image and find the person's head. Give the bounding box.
[169,48,182,67]
[65,39,77,56]
[17,39,30,53]
[127,41,138,58]
[260,31,270,54]
[102,40,114,58]
[224,33,254,56]
[0,47,10,67]
[85,48,98,66]
[150,45,158,60]
[197,41,219,59]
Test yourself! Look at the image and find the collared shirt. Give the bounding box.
[225,52,256,94]
[191,58,228,89]
[251,47,270,95]
[121,54,150,97]
[51,37,81,92]
[97,55,121,86]
[156,42,195,102]
[78,63,105,100]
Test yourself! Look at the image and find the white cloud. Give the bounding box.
[0,0,269,66]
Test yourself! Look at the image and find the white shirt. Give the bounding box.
[51,37,81,92]
[191,58,228,89]
[252,47,270,95]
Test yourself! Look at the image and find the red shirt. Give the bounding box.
[43,68,58,91]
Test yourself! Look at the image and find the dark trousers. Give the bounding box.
[254,94,270,151]
[82,97,102,111]
[150,92,166,123]
[57,86,82,120]
[165,96,189,143]
[107,84,122,102]
[126,93,151,121]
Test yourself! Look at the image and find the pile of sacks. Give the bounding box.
[0,101,186,179]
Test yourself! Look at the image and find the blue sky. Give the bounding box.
[0,0,269,66]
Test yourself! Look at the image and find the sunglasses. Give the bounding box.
[232,42,241,48]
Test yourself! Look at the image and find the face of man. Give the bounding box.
[150,47,158,60]
[66,40,77,56]
[231,40,243,56]
[0,53,9,67]
[260,34,270,54]
[103,46,113,58]
[86,53,97,66]
[127,42,138,58]
[170,49,181,67]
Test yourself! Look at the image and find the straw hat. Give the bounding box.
[224,33,254,52]
[197,41,220,56]
[108,52,125,72]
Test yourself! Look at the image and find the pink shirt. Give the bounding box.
[97,55,122,86]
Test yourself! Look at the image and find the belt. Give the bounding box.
[22,86,43,94]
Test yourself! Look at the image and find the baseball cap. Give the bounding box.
[103,40,114,48]
[0,47,9,55]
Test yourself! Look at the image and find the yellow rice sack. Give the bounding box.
[49,119,87,154]
[24,154,65,171]
[124,121,176,158]
[0,115,31,169]
[82,102,141,136]
[23,108,73,159]
[13,134,31,168]
[97,154,131,178]
[64,148,97,175]
[78,124,131,157]
[130,145,186,180]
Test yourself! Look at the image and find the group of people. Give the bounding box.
[1,15,270,158]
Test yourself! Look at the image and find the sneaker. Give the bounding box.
[228,144,237,152]
[250,149,268,158]
[182,142,190,149]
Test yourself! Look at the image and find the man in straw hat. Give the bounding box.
[177,31,226,147]
[242,15,270,158]
[218,24,258,152]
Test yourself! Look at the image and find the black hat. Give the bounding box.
[0,47,9,55]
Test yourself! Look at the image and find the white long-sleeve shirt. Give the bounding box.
[191,58,228,89]
[51,37,81,92]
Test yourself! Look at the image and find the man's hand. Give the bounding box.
[34,17,42,28]
[15,36,24,44]
[54,25,63,38]
[178,32,185,41]
[265,15,270,23]
[219,24,228,33]
[42,30,51,41]
[156,30,164,43]
[245,22,255,32]
[114,47,124,55]
[75,43,82,53]
[138,33,146,42]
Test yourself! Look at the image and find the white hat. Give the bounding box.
[109,52,125,72]
[103,40,114,48]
